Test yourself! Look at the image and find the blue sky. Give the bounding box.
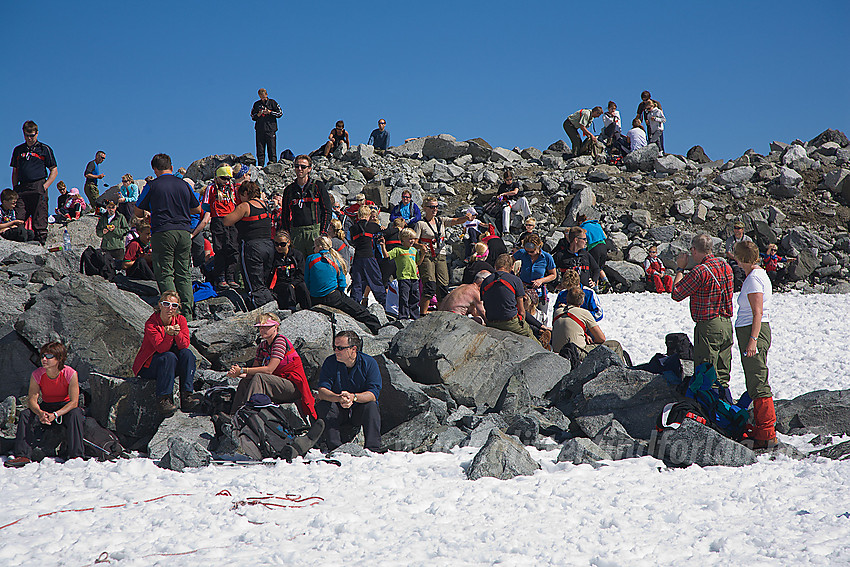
[2,1,848,206]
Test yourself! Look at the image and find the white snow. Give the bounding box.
[3,291,850,566]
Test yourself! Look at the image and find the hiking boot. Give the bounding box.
[180,391,201,413]
[158,396,177,417]
[752,437,778,450]
[288,419,325,459]
[4,456,32,468]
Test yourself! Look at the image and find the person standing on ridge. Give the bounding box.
[368,119,390,151]
[10,120,58,245]
[251,88,283,167]
[83,150,106,210]
[563,107,604,157]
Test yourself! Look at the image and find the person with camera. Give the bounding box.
[251,88,283,166]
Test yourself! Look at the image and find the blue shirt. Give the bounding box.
[512,249,555,295]
[135,174,199,234]
[368,128,390,150]
[120,183,139,203]
[304,252,346,297]
[580,220,606,249]
[554,287,604,321]
[390,202,422,225]
[318,352,382,400]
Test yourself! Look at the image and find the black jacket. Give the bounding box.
[251,98,283,134]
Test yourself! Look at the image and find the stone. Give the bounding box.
[463,414,509,448]
[781,144,808,166]
[541,154,565,170]
[505,414,540,445]
[686,145,711,164]
[593,420,649,460]
[807,128,849,148]
[570,365,677,440]
[647,225,676,243]
[778,165,803,188]
[630,209,651,229]
[387,137,426,159]
[329,442,369,458]
[556,437,612,465]
[148,412,215,460]
[193,296,236,321]
[388,312,555,409]
[573,414,614,438]
[193,305,295,369]
[87,372,171,439]
[14,274,151,384]
[363,183,389,209]
[521,147,543,160]
[490,147,521,163]
[563,186,595,226]
[160,436,212,471]
[466,429,540,480]
[654,154,686,174]
[623,144,659,172]
[786,249,818,281]
[651,418,757,467]
[375,355,431,433]
[46,216,101,250]
[537,408,572,440]
[431,163,463,182]
[467,139,493,162]
[509,352,571,399]
[811,440,850,461]
[674,198,695,217]
[422,135,469,160]
[715,166,755,186]
[781,228,832,254]
[627,246,648,264]
[430,426,467,453]
[380,409,441,452]
[554,343,625,401]
[185,153,255,184]
[603,261,644,290]
[0,331,38,399]
[586,168,610,182]
[823,168,849,194]
[774,390,850,436]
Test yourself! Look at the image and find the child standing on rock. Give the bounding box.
[645,100,666,153]
[380,228,424,320]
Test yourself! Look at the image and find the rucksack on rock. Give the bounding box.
[83,417,126,460]
[230,394,325,462]
[681,363,751,439]
[80,246,116,282]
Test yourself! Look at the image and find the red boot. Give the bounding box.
[752,397,777,444]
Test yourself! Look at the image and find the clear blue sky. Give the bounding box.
[2,1,848,206]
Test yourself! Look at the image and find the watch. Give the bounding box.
[353,394,358,403]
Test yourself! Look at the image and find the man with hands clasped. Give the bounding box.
[316,331,382,451]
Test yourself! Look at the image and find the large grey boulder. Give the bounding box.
[422,135,469,160]
[490,147,521,163]
[0,331,38,399]
[46,217,100,251]
[185,153,255,184]
[159,436,212,471]
[823,168,849,194]
[686,145,711,163]
[380,409,441,452]
[654,154,686,174]
[148,412,215,460]
[715,166,755,186]
[14,274,151,383]
[466,429,540,480]
[387,312,555,408]
[593,420,649,460]
[563,186,596,226]
[774,390,850,436]
[87,372,172,439]
[556,437,612,465]
[554,345,624,402]
[507,352,571,399]
[786,249,818,281]
[651,418,757,467]
[387,137,426,159]
[192,305,288,369]
[603,260,645,289]
[375,355,431,433]
[623,144,659,172]
[569,365,676,440]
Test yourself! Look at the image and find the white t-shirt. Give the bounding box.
[735,268,771,327]
[627,127,647,151]
[602,110,621,129]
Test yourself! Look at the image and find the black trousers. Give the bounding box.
[316,399,381,451]
[240,238,275,309]
[14,179,49,243]
[275,281,312,311]
[127,258,156,280]
[1,226,36,242]
[255,130,277,167]
[191,231,206,268]
[14,401,85,460]
[311,289,381,334]
[209,217,238,283]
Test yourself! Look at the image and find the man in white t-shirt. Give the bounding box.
[626,118,647,152]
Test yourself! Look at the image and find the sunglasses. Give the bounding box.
[333,344,354,351]
[274,242,290,247]
[160,301,180,308]
[24,133,37,138]
[424,205,438,209]
[379,122,386,125]
[41,353,56,359]
[294,164,310,170]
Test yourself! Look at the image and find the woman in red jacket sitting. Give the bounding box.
[132,291,197,417]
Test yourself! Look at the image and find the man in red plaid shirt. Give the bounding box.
[671,234,734,397]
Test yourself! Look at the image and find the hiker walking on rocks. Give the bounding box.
[733,241,777,448]
[83,150,106,210]
[671,233,735,401]
[251,88,283,166]
[414,195,472,315]
[4,342,85,468]
[316,331,382,451]
[132,291,198,417]
[227,313,317,420]
[481,253,535,339]
[280,155,333,257]
[135,153,202,318]
[562,106,603,157]
[10,120,58,244]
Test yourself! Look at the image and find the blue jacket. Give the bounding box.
[318,352,382,400]
[580,220,607,249]
[554,287,603,321]
[389,202,422,226]
[305,252,346,297]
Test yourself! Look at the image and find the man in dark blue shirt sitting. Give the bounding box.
[316,330,382,451]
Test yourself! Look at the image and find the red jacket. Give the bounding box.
[132,313,191,376]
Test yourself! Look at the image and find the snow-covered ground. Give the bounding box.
[2,292,850,566]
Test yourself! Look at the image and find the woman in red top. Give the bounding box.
[132,291,197,416]
[227,312,317,420]
[5,342,85,468]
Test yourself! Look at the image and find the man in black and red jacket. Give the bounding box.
[552,226,601,289]
[280,155,333,257]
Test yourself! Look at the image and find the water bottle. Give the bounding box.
[63,229,71,250]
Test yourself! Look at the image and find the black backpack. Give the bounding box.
[80,246,116,282]
[83,417,127,460]
[557,341,583,370]
[234,395,300,461]
[665,332,693,361]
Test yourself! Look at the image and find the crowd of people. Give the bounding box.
[4,87,790,466]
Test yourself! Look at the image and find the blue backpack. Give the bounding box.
[683,363,751,439]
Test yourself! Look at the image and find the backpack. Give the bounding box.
[665,332,693,361]
[680,363,751,439]
[233,394,300,461]
[656,398,714,432]
[80,246,116,281]
[83,417,126,460]
[200,386,236,416]
[279,149,295,162]
[557,341,582,369]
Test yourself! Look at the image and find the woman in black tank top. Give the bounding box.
[223,181,276,309]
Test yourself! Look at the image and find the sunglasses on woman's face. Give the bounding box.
[160,301,180,309]
[41,353,55,360]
